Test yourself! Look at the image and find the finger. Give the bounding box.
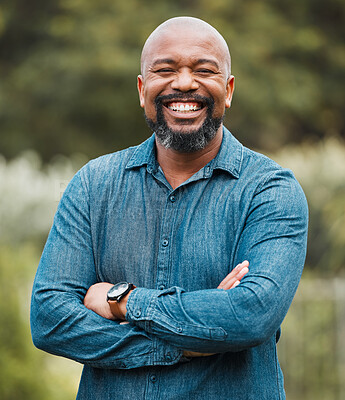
[232,280,240,288]
[222,267,248,290]
[183,351,216,357]
[217,260,248,288]
[218,261,249,289]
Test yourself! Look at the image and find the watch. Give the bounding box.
[107,282,134,303]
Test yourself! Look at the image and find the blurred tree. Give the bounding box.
[0,244,79,399]
[269,136,345,275]
[0,0,344,160]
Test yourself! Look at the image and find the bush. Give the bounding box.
[0,244,81,400]
[269,136,345,276]
[0,151,86,246]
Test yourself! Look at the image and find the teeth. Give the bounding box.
[167,103,201,113]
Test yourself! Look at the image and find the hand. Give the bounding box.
[84,282,118,320]
[217,260,249,290]
[84,282,134,320]
[183,350,215,358]
[183,260,249,358]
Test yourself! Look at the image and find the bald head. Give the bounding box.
[141,17,231,78]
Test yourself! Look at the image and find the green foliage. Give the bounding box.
[0,151,86,245]
[0,0,344,160]
[269,136,345,275]
[279,278,345,399]
[0,244,80,400]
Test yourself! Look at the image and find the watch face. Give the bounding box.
[107,282,129,300]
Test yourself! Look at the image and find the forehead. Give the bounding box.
[143,26,226,71]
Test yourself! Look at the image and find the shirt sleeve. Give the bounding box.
[126,169,308,353]
[30,168,182,369]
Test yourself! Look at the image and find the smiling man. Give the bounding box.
[31,17,308,399]
[139,18,233,157]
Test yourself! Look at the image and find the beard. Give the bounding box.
[144,93,224,153]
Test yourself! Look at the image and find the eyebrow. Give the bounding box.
[151,58,220,69]
[151,58,175,67]
[196,59,220,69]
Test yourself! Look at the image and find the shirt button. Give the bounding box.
[134,309,141,318]
[162,239,169,247]
[159,284,165,290]
[165,352,172,362]
[150,375,157,383]
[205,166,211,174]
[176,326,183,333]
[169,195,176,202]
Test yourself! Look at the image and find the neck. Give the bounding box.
[156,127,223,190]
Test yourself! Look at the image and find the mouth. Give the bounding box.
[165,101,204,114]
[154,94,212,124]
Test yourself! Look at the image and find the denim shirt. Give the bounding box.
[31,127,308,399]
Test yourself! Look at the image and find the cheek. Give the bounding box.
[143,86,159,108]
[211,87,229,113]
[211,96,226,113]
[143,95,159,121]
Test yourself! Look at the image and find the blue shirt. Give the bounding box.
[31,127,308,399]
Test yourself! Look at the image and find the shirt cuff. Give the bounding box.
[126,287,159,323]
[126,287,183,366]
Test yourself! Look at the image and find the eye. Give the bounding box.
[195,69,217,75]
[155,68,175,74]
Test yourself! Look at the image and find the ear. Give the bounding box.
[137,75,145,108]
[225,75,235,108]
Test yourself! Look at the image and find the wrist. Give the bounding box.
[108,289,134,320]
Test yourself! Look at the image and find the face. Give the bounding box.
[138,26,234,152]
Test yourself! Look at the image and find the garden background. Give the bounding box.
[0,0,344,399]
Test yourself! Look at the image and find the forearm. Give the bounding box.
[126,243,306,353]
[31,283,182,369]
[126,284,281,353]
[82,262,249,357]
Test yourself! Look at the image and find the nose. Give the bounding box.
[170,68,199,92]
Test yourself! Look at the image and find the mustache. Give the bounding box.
[154,93,214,108]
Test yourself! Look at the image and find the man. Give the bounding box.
[31,17,308,399]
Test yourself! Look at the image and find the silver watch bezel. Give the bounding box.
[107,282,133,302]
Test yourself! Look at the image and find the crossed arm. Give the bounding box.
[83,261,249,321]
[82,261,247,358]
[83,261,249,357]
[31,167,308,368]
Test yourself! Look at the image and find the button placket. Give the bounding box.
[146,372,161,398]
[154,191,179,292]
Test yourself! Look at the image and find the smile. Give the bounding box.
[165,101,203,113]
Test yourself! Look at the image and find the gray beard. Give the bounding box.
[144,94,223,153]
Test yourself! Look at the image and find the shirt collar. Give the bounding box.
[125,126,243,179]
[125,134,158,172]
[212,126,243,178]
